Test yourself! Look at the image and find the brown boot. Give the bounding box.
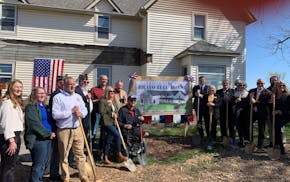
[103,155,112,165]
[118,152,128,162]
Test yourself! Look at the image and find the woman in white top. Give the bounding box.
[0,79,24,182]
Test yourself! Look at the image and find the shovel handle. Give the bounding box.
[226,100,229,133]
[249,103,253,142]
[78,117,98,181]
[114,118,128,151]
[272,95,276,146]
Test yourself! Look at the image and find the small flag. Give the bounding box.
[33,58,64,94]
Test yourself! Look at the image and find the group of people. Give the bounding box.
[0,74,146,182]
[192,75,290,154]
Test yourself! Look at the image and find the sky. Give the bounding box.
[246,1,290,89]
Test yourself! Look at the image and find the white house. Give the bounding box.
[0,0,255,97]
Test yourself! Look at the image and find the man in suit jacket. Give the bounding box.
[216,79,235,144]
[192,76,209,139]
[249,78,272,150]
[75,74,93,147]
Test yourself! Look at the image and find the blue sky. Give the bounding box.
[246,3,290,89]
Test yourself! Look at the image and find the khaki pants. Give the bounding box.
[57,127,87,180]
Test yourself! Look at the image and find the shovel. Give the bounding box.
[267,95,280,160]
[78,117,102,182]
[222,99,230,146]
[206,108,213,150]
[114,118,137,172]
[245,103,256,154]
[192,97,202,146]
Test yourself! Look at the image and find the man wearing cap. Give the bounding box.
[118,94,149,143]
[75,74,93,147]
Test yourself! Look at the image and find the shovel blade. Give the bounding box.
[123,158,136,172]
[222,136,230,146]
[267,148,281,160]
[245,143,256,154]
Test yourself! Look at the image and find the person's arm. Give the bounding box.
[77,94,88,119]
[25,105,51,139]
[0,101,16,140]
[52,94,71,120]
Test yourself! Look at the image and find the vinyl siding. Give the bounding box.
[14,60,139,98]
[146,0,246,80]
[0,8,141,48]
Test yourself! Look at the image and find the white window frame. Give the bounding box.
[0,4,17,33]
[96,66,112,85]
[198,65,225,90]
[96,14,110,41]
[192,13,207,40]
[0,62,14,84]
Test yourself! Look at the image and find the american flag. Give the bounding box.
[33,58,64,94]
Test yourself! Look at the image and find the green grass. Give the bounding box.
[145,123,290,166]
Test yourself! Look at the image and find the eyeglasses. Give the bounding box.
[210,90,215,91]
[83,81,89,84]
[239,84,246,86]
[257,82,264,85]
[279,85,286,87]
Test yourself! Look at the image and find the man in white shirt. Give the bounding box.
[52,76,89,182]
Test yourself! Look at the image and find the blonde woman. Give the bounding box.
[99,86,127,164]
[0,79,24,182]
[24,87,55,182]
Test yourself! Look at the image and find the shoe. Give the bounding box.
[50,174,62,181]
[103,155,113,165]
[118,152,128,162]
[256,147,266,153]
[81,177,90,182]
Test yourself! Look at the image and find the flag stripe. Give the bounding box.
[33,58,65,94]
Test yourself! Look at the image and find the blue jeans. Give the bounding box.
[30,139,51,182]
[104,125,122,155]
[93,113,101,136]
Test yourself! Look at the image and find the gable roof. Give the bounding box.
[17,0,255,22]
[18,0,149,16]
[175,40,240,59]
[24,0,95,10]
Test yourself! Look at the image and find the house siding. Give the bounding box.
[0,8,141,48]
[146,0,246,81]
[14,60,139,98]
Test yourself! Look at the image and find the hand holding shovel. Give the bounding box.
[267,94,280,160]
[245,102,256,154]
[222,99,230,146]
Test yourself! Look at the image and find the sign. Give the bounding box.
[133,76,192,115]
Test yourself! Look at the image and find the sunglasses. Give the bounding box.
[257,82,264,85]
[108,90,114,93]
[279,85,286,87]
[239,84,246,86]
[129,98,137,101]
[83,81,89,84]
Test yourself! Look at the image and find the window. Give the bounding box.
[0,63,13,83]
[97,15,110,39]
[193,14,206,40]
[198,65,225,89]
[96,66,111,85]
[0,5,16,32]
